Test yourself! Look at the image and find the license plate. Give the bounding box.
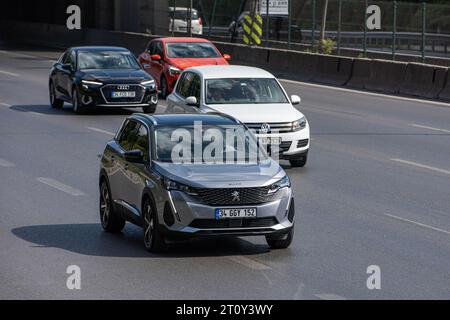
[112,91,135,98]
[261,137,281,145]
[215,208,257,219]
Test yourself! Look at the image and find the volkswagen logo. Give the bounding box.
[117,85,130,90]
[260,123,271,134]
[231,191,240,202]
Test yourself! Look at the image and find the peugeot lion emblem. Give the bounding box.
[260,123,271,134]
[231,191,240,202]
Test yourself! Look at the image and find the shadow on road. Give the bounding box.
[11,223,269,258]
[10,104,136,116]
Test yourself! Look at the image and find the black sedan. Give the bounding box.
[49,46,158,113]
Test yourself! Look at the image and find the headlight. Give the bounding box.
[162,178,198,196]
[292,116,306,131]
[141,79,155,86]
[81,80,103,86]
[168,66,181,76]
[268,175,290,194]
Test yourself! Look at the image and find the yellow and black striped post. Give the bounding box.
[242,13,263,45]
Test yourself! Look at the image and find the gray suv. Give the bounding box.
[99,113,295,252]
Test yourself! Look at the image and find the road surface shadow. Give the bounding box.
[10,104,136,116]
[11,223,270,258]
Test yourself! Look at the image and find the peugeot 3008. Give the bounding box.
[49,46,158,114]
[98,113,295,252]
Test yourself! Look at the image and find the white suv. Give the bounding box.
[167,65,310,167]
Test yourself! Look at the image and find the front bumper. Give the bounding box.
[158,188,294,238]
[79,83,158,107]
[256,125,310,160]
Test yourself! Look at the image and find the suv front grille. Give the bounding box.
[245,122,293,133]
[193,187,276,206]
[100,84,145,104]
[190,217,278,229]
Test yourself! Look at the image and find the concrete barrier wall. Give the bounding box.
[399,63,448,99]
[439,74,450,102]
[1,20,449,103]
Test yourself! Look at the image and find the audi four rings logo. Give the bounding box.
[260,123,271,133]
[117,85,130,90]
[231,191,240,202]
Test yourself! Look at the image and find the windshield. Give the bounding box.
[166,42,220,58]
[155,124,267,164]
[77,51,140,70]
[170,10,199,20]
[205,78,289,104]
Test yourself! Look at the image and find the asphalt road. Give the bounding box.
[0,44,449,300]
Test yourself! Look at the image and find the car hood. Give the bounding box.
[153,159,285,188]
[80,69,150,82]
[205,103,304,123]
[169,57,228,70]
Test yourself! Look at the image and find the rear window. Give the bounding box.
[166,42,220,58]
[170,10,199,20]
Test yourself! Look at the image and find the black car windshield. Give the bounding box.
[206,78,289,104]
[155,124,267,163]
[77,51,140,70]
[166,42,220,58]
[170,10,199,20]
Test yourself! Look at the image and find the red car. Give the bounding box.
[138,37,230,98]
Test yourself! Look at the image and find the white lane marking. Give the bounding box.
[227,256,271,271]
[0,158,15,167]
[384,213,450,236]
[315,293,348,300]
[410,123,450,134]
[0,102,12,107]
[36,177,85,196]
[391,158,450,176]
[87,127,115,136]
[279,79,450,107]
[0,70,20,77]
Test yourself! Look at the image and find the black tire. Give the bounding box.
[142,103,157,114]
[72,87,84,114]
[142,197,166,252]
[49,82,63,109]
[99,180,125,233]
[289,153,308,167]
[266,227,294,249]
[159,75,168,99]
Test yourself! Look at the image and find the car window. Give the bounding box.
[146,41,154,53]
[132,125,149,162]
[118,120,140,151]
[59,51,68,63]
[176,72,194,98]
[189,74,201,102]
[154,41,164,58]
[64,50,76,69]
[166,42,220,58]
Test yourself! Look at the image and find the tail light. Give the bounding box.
[198,17,202,25]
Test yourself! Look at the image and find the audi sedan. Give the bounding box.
[49,46,158,114]
[99,113,295,252]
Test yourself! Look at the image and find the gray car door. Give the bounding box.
[121,123,150,213]
[115,120,141,205]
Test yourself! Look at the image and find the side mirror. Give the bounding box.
[124,149,144,164]
[291,95,301,105]
[223,53,231,61]
[61,63,73,71]
[185,96,199,107]
[151,54,162,61]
